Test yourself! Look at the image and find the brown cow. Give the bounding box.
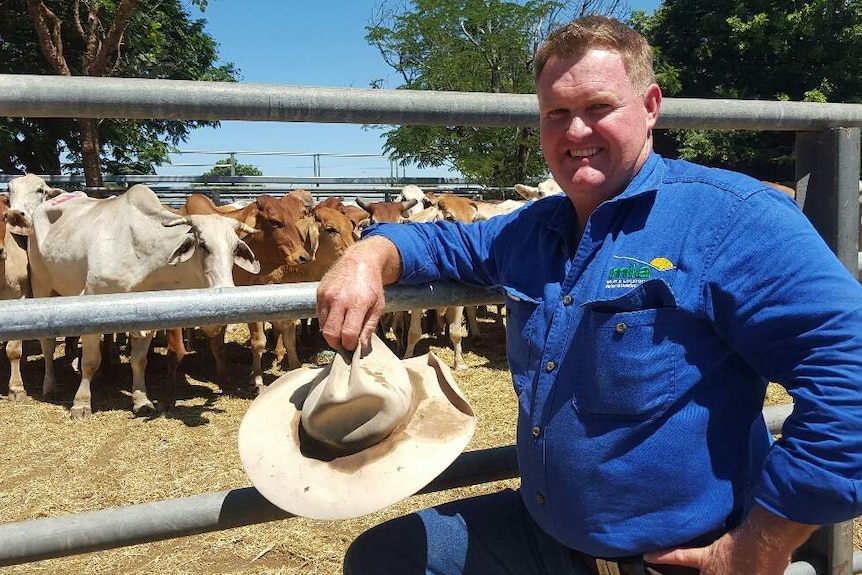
[402,193,486,370]
[248,206,356,378]
[0,193,30,401]
[176,193,316,391]
[355,197,418,229]
[317,196,370,234]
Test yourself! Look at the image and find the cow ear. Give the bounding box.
[46,186,66,199]
[234,240,260,274]
[6,210,33,236]
[167,233,197,265]
[301,217,320,259]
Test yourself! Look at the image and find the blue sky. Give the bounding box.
[161,0,661,179]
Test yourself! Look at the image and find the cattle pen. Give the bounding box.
[1,74,862,575]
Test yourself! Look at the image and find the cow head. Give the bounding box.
[254,194,313,267]
[355,197,419,227]
[163,215,260,287]
[513,178,563,201]
[313,206,355,257]
[437,194,484,223]
[5,173,66,236]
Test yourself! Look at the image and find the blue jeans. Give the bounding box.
[343,488,592,575]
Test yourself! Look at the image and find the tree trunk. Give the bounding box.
[78,118,103,190]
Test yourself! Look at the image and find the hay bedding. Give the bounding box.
[0,313,843,575]
[0,314,519,575]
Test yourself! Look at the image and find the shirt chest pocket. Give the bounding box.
[574,280,679,419]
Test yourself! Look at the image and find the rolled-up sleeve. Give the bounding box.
[703,189,862,525]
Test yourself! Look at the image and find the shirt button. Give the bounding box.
[545,361,556,372]
[536,493,545,504]
[615,322,627,334]
[562,294,573,306]
[531,426,542,438]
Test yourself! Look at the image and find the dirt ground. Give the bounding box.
[0,311,854,575]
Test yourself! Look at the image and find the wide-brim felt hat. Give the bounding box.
[238,333,476,520]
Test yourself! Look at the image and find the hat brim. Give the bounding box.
[238,351,476,520]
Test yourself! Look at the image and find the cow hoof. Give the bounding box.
[133,401,157,417]
[8,389,27,402]
[70,405,92,419]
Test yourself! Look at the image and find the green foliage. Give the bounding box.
[0,0,238,175]
[634,0,862,181]
[203,158,263,177]
[365,0,626,187]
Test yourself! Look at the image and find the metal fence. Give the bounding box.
[0,173,490,207]
[1,73,861,574]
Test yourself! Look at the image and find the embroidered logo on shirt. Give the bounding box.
[606,255,675,289]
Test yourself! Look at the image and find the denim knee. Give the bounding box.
[343,514,428,575]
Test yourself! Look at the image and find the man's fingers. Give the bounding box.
[643,546,706,569]
[358,305,385,351]
[339,305,377,352]
[318,307,343,350]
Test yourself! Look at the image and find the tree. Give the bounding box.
[631,0,862,182]
[366,0,627,189]
[0,0,237,186]
[203,158,263,177]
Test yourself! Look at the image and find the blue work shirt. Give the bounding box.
[364,153,862,557]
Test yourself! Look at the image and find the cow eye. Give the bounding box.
[325,225,339,236]
[445,213,455,222]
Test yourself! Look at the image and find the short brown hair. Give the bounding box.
[534,15,656,94]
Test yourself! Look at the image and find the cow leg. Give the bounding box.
[201,324,229,391]
[6,340,26,402]
[40,336,58,400]
[404,309,424,359]
[248,321,267,392]
[273,329,285,363]
[71,334,102,419]
[163,328,189,411]
[273,319,301,370]
[447,306,468,371]
[129,331,157,416]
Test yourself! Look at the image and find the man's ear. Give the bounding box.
[643,83,662,129]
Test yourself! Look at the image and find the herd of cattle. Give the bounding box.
[0,173,563,419]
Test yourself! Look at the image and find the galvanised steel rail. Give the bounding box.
[0,174,475,185]
[4,74,862,131]
[0,282,503,341]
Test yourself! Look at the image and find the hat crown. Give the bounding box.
[300,337,413,454]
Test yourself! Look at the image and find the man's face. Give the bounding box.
[537,48,661,217]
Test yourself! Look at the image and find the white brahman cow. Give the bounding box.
[20,184,260,418]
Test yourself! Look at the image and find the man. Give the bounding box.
[316,15,862,575]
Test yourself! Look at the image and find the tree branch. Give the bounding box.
[26,0,71,75]
[90,0,138,75]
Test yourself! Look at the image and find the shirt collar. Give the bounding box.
[545,152,665,256]
[616,151,664,202]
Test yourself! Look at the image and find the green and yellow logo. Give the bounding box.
[607,255,675,285]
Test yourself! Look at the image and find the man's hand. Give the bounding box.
[316,236,402,352]
[643,504,817,575]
